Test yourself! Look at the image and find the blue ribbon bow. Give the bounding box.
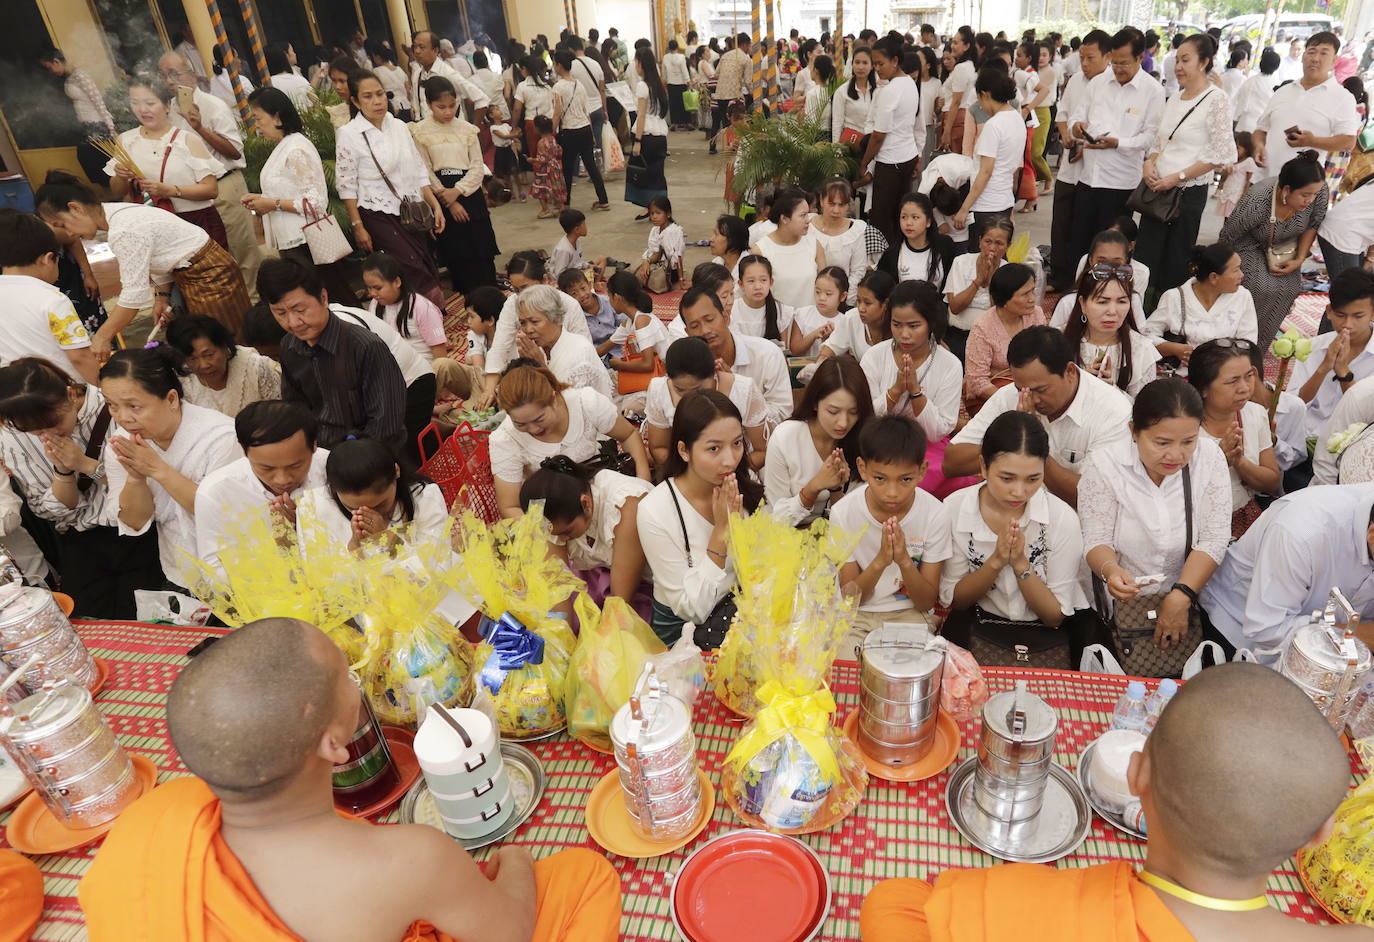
[478,613,546,694]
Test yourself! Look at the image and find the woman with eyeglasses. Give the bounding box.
[1144,243,1258,375]
[1061,265,1160,398]
[1186,339,1279,539]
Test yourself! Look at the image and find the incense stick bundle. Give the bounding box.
[87,136,144,178]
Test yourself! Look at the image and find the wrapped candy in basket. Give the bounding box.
[713,515,857,718]
[1299,739,1374,925]
[565,593,667,752]
[452,510,580,740]
[719,514,868,834]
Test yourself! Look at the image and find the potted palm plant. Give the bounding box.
[730,107,856,202]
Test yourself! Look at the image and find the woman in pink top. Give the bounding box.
[963,263,1045,406]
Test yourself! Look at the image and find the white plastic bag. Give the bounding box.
[646,629,706,707]
[1079,643,1126,675]
[134,589,212,627]
[1182,640,1228,679]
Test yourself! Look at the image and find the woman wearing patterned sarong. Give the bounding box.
[35,171,250,356]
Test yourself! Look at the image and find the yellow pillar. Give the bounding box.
[386,0,413,66]
[181,0,219,76]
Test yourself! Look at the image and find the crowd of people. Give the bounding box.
[4,16,1374,941]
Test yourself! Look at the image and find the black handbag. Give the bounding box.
[579,438,636,477]
[945,606,1072,669]
[1125,90,1214,224]
[666,481,736,650]
[625,155,651,190]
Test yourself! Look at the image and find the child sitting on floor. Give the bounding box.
[637,195,686,293]
[549,209,607,280]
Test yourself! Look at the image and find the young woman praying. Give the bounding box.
[1061,265,1160,398]
[644,337,768,470]
[763,356,872,526]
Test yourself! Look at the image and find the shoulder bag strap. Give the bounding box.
[361,130,404,203]
[1181,463,1193,567]
[77,403,113,494]
[159,128,180,184]
[1166,89,1213,142]
[666,480,694,567]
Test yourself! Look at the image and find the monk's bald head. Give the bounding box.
[167,618,351,798]
[1143,663,1349,877]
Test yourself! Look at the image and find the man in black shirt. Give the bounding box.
[257,259,407,455]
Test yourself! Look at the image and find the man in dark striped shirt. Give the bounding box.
[257,259,407,455]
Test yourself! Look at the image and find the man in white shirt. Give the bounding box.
[1201,483,1374,660]
[1277,37,1305,83]
[679,285,792,427]
[859,35,921,247]
[160,51,268,303]
[1051,29,1110,291]
[1290,269,1374,448]
[568,36,608,173]
[1067,27,1165,273]
[409,31,489,123]
[1253,31,1360,181]
[944,326,1131,506]
[1161,33,1183,97]
[195,401,329,579]
[175,25,207,81]
[0,212,98,384]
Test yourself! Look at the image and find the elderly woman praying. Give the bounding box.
[513,284,615,399]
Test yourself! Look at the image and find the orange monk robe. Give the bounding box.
[860,860,1194,942]
[0,849,43,942]
[78,777,621,942]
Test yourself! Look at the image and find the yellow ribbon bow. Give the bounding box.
[725,681,840,782]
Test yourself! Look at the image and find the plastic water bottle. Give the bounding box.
[1121,799,1148,835]
[1142,679,1179,734]
[1110,681,1149,732]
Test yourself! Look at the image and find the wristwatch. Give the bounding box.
[1170,582,1199,605]
[1014,567,1034,581]
[1177,171,1187,182]
[1334,371,1356,383]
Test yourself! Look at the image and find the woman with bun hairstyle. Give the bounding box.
[1219,149,1328,343]
[519,456,652,612]
[1144,243,1257,374]
[636,389,763,644]
[490,364,650,518]
[0,357,162,618]
[35,171,250,353]
[99,345,242,590]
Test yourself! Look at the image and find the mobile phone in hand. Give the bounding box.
[1285,125,1302,142]
[1080,130,1098,145]
[177,84,196,114]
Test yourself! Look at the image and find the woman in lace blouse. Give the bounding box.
[1079,377,1231,654]
[1134,34,1237,302]
[239,87,355,304]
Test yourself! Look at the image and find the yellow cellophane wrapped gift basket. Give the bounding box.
[565,593,667,752]
[1298,736,1374,925]
[451,509,580,740]
[718,513,868,833]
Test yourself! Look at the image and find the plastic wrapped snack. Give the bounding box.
[453,510,583,740]
[565,594,667,752]
[647,631,706,709]
[1298,739,1374,926]
[357,612,477,727]
[940,640,990,722]
[719,514,867,833]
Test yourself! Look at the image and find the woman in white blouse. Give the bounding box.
[1144,243,1258,375]
[265,44,318,112]
[809,179,871,305]
[1135,35,1238,300]
[1079,378,1232,670]
[944,218,1011,361]
[512,55,556,153]
[100,346,243,591]
[165,314,281,418]
[763,356,871,526]
[552,50,611,210]
[239,87,355,304]
[646,337,768,470]
[490,365,649,518]
[106,77,226,247]
[335,71,446,310]
[940,411,1086,652]
[365,40,413,120]
[518,457,652,608]
[296,438,448,554]
[513,284,613,399]
[637,389,763,644]
[36,172,250,355]
[831,46,875,146]
[661,41,692,130]
[1186,340,1280,539]
[861,280,963,444]
[1061,265,1160,399]
[750,193,826,310]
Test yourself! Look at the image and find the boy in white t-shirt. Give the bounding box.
[0,211,98,384]
[833,414,952,636]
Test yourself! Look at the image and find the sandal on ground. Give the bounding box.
[536,209,556,219]
[591,202,611,211]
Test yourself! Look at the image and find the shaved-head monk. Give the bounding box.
[860,663,1370,941]
[78,618,621,941]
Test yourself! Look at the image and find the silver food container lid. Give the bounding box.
[0,586,53,630]
[982,681,1057,744]
[610,679,691,755]
[860,627,945,679]
[1289,621,1374,674]
[0,683,92,743]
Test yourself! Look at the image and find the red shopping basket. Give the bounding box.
[417,421,500,523]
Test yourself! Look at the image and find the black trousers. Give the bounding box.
[556,125,609,205]
[667,84,690,126]
[403,373,438,470]
[58,524,163,620]
[869,157,918,248]
[1068,185,1134,274]
[1134,184,1210,310]
[1049,180,1078,290]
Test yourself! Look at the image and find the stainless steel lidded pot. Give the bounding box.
[610,665,703,843]
[972,680,1058,828]
[1281,589,1372,732]
[855,627,945,768]
[0,585,99,694]
[0,680,140,828]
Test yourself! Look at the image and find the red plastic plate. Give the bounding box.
[673,830,829,942]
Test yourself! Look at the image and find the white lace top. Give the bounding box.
[563,470,652,571]
[257,133,330,251]
[1150,87,1238,185]
[183,347,282,418]
[1143,280,1259,363]
[104,202,212,310]
[104,127,221,212]
[335,112,431,215]
[1077,438,1232,585]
